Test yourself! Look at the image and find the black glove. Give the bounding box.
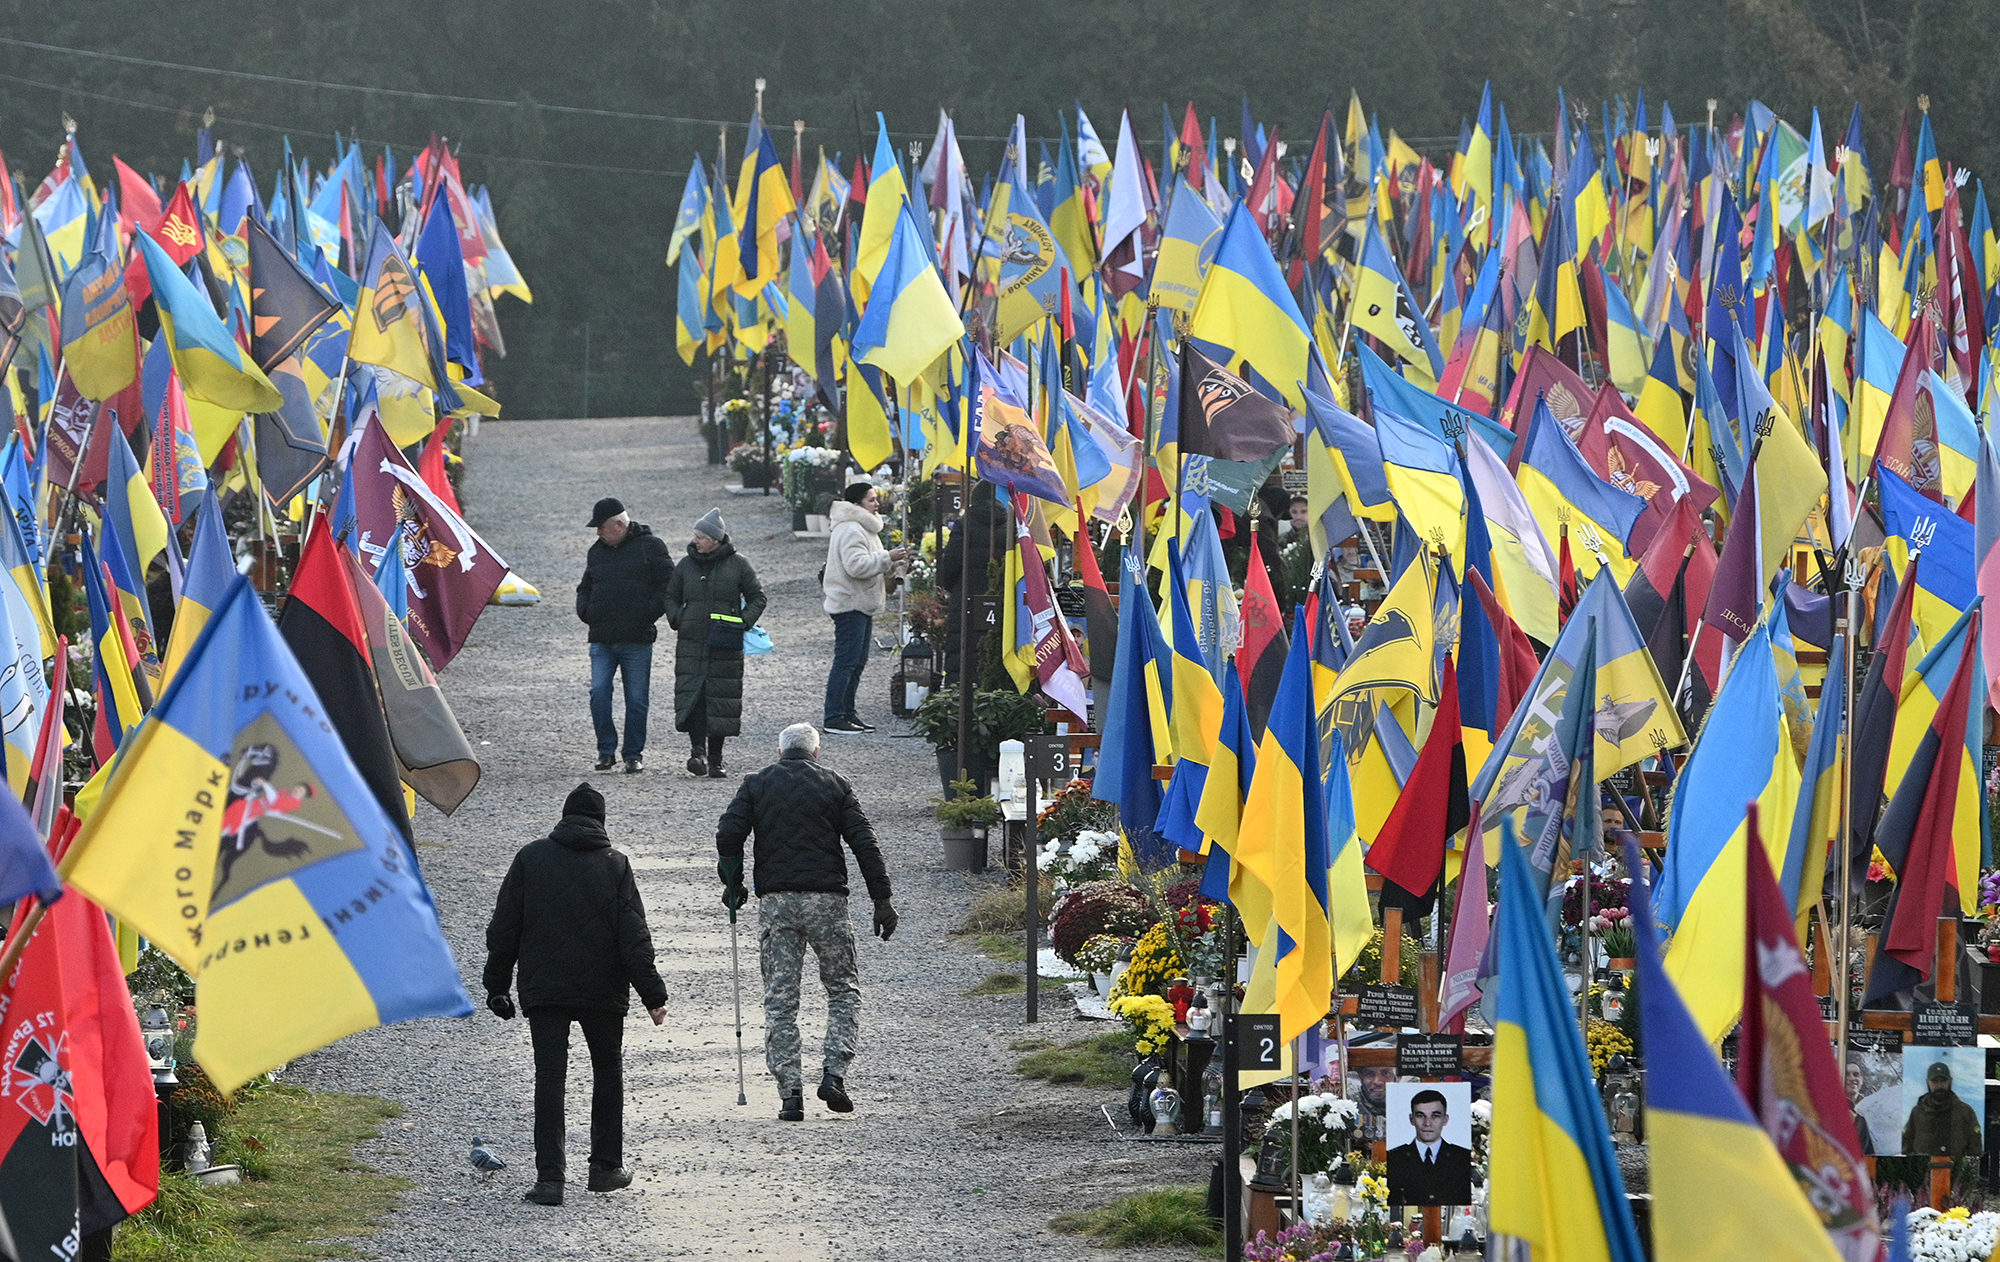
[487,992,515,1020]
[718,854,749,914]
[872,899,898,942]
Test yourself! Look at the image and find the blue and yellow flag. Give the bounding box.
[1355,216,1444,380]
[1490,820,1645,1262]
[1517,397,1647,584]
[62,576,473,1093]
[1374,401,1465,563]
[1234,608,1332,1042]
[1157,543,1224,855]
[1653,619,1800,1040]
[134,230,283,414]
[1629,845,1844,1262]
[1188,200,1315,410]
[162,495,233,688]
[104,421,169,584]
[1194,658,1258,908]
[1091,549,1175,869]
[852,208,963,385]
[0,479,53,660]
[729,113,796,297]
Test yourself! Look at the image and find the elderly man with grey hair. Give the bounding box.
[715,723,896,1120]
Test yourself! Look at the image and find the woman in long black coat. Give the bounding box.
[664,509,766,778]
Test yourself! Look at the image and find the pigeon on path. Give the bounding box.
[470,1137,506,1177]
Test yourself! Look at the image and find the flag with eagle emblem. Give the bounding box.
[346,410,507,669]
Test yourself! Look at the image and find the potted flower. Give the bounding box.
[1597,910,1636,970]
[727,441,776,490]
[932,776,1002,871]
[1259,1094,1361,1182]
[1075,934,1127,995]
[910,685,1048,795]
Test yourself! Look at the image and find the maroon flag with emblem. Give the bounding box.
[1736,806,1879,1261]
[1576,386,1718,558]
[346,410,507,669]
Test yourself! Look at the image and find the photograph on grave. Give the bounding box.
[1900,1046,1986,1160]
[1384,1080,1474,1206]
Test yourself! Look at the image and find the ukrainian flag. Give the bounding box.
[1629,848,1844,1262]
[1233,608,1333,1043]
[1786,636,1847,924]
[82,535,148,758]
[1653,619,1800,1041]
[104,421,169,583]
[1188,200,1314,410]
[675,239,707,367]
[1374,401,1465,564]
[1879,465,1975,654]
[852,209,963,386]
[135,231,282,414]
[62,576,472,1093]
[1091,548,1176,869]
[1851,307,1903,482]
[1354,218,1444,380]
[1517,397,1647,584]
[1151,174,1224,312]
[162,496,233,689]
[1196,658,1261,917]
[729,113,795,298]
[1632,333,1687,455]
[1490,821,1645,1262]
[0,480,53,660]
[1157,543,1224,856]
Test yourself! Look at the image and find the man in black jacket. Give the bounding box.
[716,723,896,1120]
[576,497,673,773]
[484,783,668,1206]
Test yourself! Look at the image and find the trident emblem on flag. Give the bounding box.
[1910,515,1938,557]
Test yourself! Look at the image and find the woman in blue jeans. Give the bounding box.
[820,483,906,733]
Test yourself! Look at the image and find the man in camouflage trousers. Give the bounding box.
[716,723,896,1120]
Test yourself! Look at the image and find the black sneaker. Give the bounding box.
[824,718,868,734]
[523,1181,564,1205]
[686,755,707,776]
[623,756,644,774]
[779,1092,805,1122]
[586,1163,632,1193]
[709,763,729,778]
[817,1073,853,1114]
[595,755,617,772]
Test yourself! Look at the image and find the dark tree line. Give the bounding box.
[0,0,1988,416]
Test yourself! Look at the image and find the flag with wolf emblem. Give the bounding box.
[60,576,473,1092]
[346,410,507,669]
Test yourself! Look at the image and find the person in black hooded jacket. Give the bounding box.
[483,783,667,1207]
[575,497,673,773]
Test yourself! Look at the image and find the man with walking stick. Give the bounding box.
[715,723,896,1120]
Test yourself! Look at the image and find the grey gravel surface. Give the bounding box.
[291,416,1208,1261]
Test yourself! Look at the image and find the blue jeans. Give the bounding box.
[589,642,651,759]
[824,612,872,725]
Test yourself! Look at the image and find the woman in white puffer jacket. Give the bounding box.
[821,482,907,733]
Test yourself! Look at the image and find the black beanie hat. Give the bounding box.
[562,782,606,821]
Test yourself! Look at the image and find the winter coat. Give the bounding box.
[716,750,892,901]
[664,539,766,737]
[821,500,897,616]
[1904,1086,1984,1157]
[482,815,668,1015]
[575,523,674,644]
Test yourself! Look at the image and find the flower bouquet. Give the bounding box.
[1108,993,1176,1056]
[1904,1206,2000,1262]
[1260,1095,1361,1181]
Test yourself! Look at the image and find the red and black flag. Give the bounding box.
[1072,503,1117,689]
[339,541,481,815]
[277,517,413,843]
[1238,533,1289,739]
[1864,608,1979,1003]
[1367,656,1471,918]
[0,889,159,1257]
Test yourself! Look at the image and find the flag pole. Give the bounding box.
[1834,577,1858,1071]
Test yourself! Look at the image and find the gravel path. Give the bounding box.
[291,416,1208,1261]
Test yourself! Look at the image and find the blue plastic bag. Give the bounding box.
[744,624,775,655]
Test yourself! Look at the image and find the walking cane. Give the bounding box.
[728,904,749,1107]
